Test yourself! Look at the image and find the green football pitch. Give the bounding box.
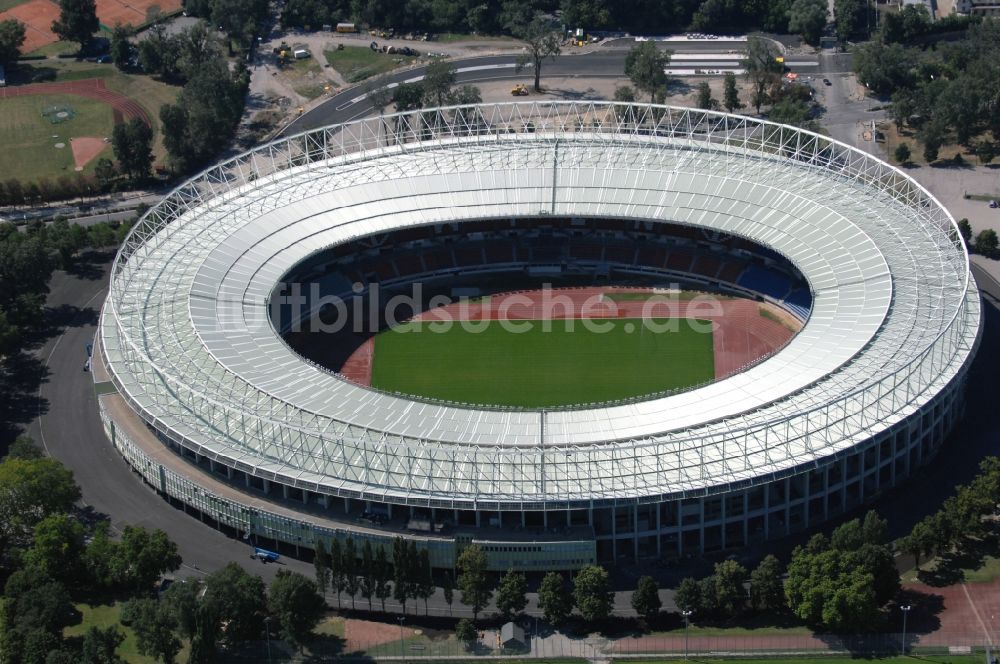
[370,318,715,408]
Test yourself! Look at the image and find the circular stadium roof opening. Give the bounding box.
[275,216,811,409]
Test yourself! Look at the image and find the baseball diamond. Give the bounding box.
[96,102,981,571]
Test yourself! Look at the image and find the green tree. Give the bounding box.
[696,81,715,110]
[161,578,201,641]
[1,569,74,663]
[513,13,562,92]
[975,228,998,255]
[392,536,411,613]
[456,544,492,620]
[723,72,742,113]
[455,617,477,651]
[210,0,267,51]
[111,118,154,181]
[749,554,784,612]
[113,526,181,593]
[202,562,266,645]
[769,97,812,126]
[359,540,376,610]
[0,18,27,67]
[123,598,181,664]
[834,0,866,43]
[94,158,116,190]
[956,218,973,246]
[314,539,331,595]
[631,575,662,624]
[788,0,827,46]
[109,23,132,70]
[785,544,884,632]
[538,571,573,625]
[343,538,360,609]
[422,59,457,108]
[0,456,80,548]
[329,538,345,606]
[889,90,915,130]
[573,565,613,623]
[24,514,86,586]
[374,545,392,611]
[625,41,672,105]
[894,142,911,164]
[442,570,455,615]
[496,568,528,620]
[712,560,749,616]
[80,625,124,664]
[414,548,435,615]
[976,140,995,165]
[743,35,783,113]
[674,577,701,612]
[6,434,42,460]
[268,570,325,652]
[52,0,99,49]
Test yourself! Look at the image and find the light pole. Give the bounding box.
[682,609,693,661]
[900,604,912,654]
[398,615,406,661]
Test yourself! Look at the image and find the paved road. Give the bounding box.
[283,48,846,136]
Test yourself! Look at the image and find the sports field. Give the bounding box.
[370,318,715,408]
[0,93,114,181]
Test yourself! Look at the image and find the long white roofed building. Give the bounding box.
[96,102,981,570]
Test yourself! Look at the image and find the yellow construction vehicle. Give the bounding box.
[511,83,529,96]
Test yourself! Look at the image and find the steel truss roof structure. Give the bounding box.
[100,102,981,510]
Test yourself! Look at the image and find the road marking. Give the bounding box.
[339,63,523,109]
[37,285,106,455]
[962,582,994,646]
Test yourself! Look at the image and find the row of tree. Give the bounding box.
[672,511,900,633]
[279,0,828,42]
[897,456,1000,572]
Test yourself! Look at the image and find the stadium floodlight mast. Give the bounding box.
[682,609,693,660]
[900,604,912,655]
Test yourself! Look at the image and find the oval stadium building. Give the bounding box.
[95,102,982,571]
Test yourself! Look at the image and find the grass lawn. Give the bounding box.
[370,317,714,408]
[902,554,1000,584]
[324,46,417,83]
[2,61,180,175]
[0,0,28,11]
[0,93,114,182]
[649,623,813,637]
[64,602,190,663]
[613,657,985,664]
[26,40,79,57]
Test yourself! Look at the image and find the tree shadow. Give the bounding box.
[917,531,1000,587]
[0,352,50,447]
[545,86,602,101]
[65,250,114,282]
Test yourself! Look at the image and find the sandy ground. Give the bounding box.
[70,137,107,170]
[343,617,417,652]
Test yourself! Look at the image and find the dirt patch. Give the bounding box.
[0,0,182,55]
[343,618,416,652]
[70,136,107,169]
[340,287,801,386]
[0,0,61,53]
[96,0,183,28]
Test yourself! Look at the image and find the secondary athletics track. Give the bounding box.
[340,287,799,388]
[0,78,150,127]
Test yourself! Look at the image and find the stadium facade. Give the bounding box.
[96,102,981,571]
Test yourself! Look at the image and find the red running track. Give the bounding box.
[339,287,800,388]
[0,78,151,127]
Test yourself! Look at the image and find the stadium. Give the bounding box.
[96,102,981,571]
